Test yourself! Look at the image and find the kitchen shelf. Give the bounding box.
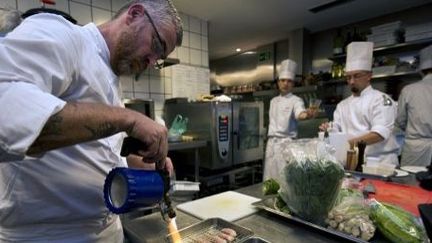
[319,70,421,86]
[252,85,318,97]
[328,37,432,62]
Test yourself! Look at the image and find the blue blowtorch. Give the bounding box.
[103,137,176,222]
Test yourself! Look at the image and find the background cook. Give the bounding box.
[264,59,317,181]
[320,42,399,165]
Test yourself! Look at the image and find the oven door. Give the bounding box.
[232,101,265,164]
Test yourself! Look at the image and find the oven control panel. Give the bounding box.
[217,113,230,159]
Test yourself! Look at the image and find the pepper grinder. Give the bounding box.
[346,143,357,171]
[355,140,367,172]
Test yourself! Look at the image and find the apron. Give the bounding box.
[401,138,432,166]
[264,137,292,183]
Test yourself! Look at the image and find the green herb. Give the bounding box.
[280,158,345,225]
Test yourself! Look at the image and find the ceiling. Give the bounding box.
[172,0,431,61]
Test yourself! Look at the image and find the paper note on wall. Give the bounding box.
[172,64,210,100]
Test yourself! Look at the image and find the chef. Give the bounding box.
[395,44,432,166]
[320,42,399,165]
[264,59,317,181]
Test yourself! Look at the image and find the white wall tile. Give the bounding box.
[133,76,150,92]
[164,66,172,77]
[189,33,201,49]
[72,0,90,4]
[134,92,150,100]
[92,0,110,10]
[70,2,91,25]
[150,76,164,93]
[190,49,201,66]
[201,51,209,67]
[51,0,69,13]
[119,75,133,92]
[201,20,208,36]
[189,16,200,33]
[122,91,134,99]
[179,13,189,31]
[92,7,111,25]
[181,31,189,47]
[0,0,17,9]
[201,36,208,51]
[149,68,162,77]
[17,0,40,12]
[112,0,127,12]
[164,77,172,94]
[178,47,190,64]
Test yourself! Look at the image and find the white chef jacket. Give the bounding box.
[264,93,305,181]
[333,85,399,165]
[396,73,432,166]
[0,14,126,242]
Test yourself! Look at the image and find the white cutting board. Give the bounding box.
[176,191,260,221]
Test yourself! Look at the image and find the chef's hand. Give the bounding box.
[127,114,168,164]
[306,108,318,118]
[319,122,330,131]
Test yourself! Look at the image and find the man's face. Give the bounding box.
[277,78,294,95]
[345,70,372,96]
[111,5,177,76]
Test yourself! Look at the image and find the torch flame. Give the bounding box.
[167,217,182,243]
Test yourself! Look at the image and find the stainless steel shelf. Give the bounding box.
[253,85,318,97]
[320,70,421,86]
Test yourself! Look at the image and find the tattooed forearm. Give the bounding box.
[85,123,119,139]
[40,113,63,136]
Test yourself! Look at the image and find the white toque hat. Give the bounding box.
[420,44,432,71]
[279,59,297,80]
[346,42,374,72]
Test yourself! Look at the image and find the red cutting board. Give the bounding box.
[361,179,432,216]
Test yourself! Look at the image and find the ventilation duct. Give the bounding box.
[309,0,355,13]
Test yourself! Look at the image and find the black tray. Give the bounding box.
[252,196,389,243]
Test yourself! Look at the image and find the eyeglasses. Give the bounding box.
[345,72,370,81]
[143,10,166,69]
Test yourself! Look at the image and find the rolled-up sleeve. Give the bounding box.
[293,97,306,119]
[0,15,78,161]
[370,94,396,140]
[0,83,66,161]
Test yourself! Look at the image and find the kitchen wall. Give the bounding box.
[1,0,209,118]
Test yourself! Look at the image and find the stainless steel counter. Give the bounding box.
[122,183,344,243]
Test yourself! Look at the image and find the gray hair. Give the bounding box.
[0,9,22,33]
[113,0,183,46]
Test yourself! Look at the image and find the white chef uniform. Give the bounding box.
[333,86,399,165]
[396,45,432,166]
[264,59,306,182]
[0,14,126,242]
[332,42,399,165]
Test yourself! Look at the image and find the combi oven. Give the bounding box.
[164,100,265,170]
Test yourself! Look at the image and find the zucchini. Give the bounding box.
[370,200,426,243]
